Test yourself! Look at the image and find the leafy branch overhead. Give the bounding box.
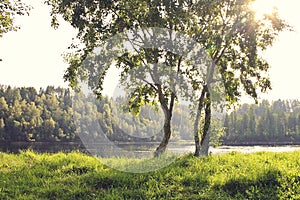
[0,0,31,37]
[46,0,289,104]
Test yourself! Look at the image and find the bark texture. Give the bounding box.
[154,85,175,157]
[154,112,172,157]
[194,86,207,157]
[200,90,211,156]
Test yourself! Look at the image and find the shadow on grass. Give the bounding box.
[220,169,282,199]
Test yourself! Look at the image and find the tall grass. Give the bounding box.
[1,150,300,199]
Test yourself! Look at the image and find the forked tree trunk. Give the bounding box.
[154,57,181,157]
[154,88,175,157]
[200,91,211,156]
[194,86,207,157]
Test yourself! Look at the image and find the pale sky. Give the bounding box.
[0,0,299,102]
[0,0,75,89]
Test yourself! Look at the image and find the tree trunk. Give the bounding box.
[200,90,211,156]
[154,86,175,157]
[153,57,180,157]
[154,112,172,157]
[194,86,207,157]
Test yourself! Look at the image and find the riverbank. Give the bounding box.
[2,140,300,154]
[1,151,300,199]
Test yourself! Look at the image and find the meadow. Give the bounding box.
[1,150,300,199]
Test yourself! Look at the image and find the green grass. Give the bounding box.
[1,150,300,199]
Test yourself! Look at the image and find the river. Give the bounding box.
[168,143,300,155]
[2,141,300,155]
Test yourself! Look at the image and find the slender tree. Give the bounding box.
[46,0,201,155]
[190,0,289,156]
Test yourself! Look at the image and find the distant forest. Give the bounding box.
[0,85,76,142]
[223,100,300,144]
[0,85,300,146]
[0,85,191,144]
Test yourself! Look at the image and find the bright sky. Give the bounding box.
[0,0,76,89]
[0,0,299,102]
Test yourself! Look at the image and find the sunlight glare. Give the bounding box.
[250,0,279,20]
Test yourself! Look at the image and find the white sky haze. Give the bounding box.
[0,0,76,89]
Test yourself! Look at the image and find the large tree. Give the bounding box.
[187,0,289,156]
[46,0,289,156]
[46,0,200,156]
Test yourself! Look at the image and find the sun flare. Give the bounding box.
[250,0,279,19]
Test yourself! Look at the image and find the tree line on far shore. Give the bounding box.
[0,85,76,142]
[1,85,300,145]
[0,85,194,143]
[223,99,300,144]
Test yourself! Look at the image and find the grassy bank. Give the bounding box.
[1,151,300,199]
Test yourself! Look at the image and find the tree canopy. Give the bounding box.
[47,0,289,101]
[46,0,289,156]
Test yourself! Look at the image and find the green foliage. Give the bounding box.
[223,99,300,144]
[46,0,290,157]
[0,85,76,142]
[0,151,300,199]
[3,85,300,147]
[0,0,31,37]
[45,0,289,106]
[0,85,197,144]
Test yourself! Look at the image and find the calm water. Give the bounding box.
[168,143,300,155]
[2,141,300,155]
